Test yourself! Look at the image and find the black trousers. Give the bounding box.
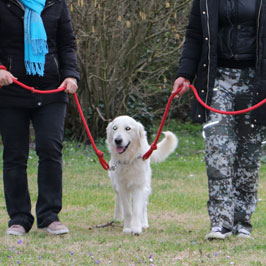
[0,102,67,232]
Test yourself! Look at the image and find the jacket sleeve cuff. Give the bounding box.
[176,72,194,83]
[61,70,80,83]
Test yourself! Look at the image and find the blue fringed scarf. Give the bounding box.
[20,0,48,76]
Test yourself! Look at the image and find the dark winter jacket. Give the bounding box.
[177,0,266,126]
[0,0,80,108]
[217,0,258,68]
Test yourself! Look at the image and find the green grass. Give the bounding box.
[0,121,266,265]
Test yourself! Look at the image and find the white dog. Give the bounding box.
[106,115,178,234]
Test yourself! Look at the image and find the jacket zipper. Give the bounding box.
[256,0,262,69]
[226,0,234,58]
[9,0,24,11]
[205,0,211,119]
[43,1,56,12]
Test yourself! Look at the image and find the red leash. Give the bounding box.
[142,88,182,160]
[1,65,265,168]
[190,85,266,115]
[13,79,66,94]
[15,79,110,170]
[15,79,109,170]
[0,68,110,170]
[72,93,109,170]
[142,85,266,159]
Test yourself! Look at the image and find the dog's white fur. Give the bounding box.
[106,115,178,234]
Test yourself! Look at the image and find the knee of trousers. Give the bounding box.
[3,148,29,169]
[35,137,63,160]
[208,176,233,201]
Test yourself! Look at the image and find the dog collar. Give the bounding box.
[109,155,143,171]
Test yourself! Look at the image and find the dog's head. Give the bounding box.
[106,116,147,159]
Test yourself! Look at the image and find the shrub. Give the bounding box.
[66,0,192,141]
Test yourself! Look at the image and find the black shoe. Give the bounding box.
[205,226,232,240]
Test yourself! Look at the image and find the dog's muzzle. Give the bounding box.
[115,140,131,154]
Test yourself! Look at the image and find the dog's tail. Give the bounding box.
[150,131,178,163]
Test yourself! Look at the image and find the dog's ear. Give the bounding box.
[106,121,113,142]
[137,121,146,139]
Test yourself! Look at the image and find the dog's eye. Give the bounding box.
[125,127,131,131]
[113,126,118,131]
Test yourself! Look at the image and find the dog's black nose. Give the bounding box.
[115,137,123,145]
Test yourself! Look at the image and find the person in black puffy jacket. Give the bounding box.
[0,0,80,236]
[173,0,266,240]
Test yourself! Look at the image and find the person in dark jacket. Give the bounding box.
[0,0,80,235]
[173,0,266,240]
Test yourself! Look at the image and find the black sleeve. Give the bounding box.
[176,0,203,82]
[57,0,80,82]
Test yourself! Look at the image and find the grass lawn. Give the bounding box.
[0,121,266,265]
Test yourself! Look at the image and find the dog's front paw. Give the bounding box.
[142,223,149,230]
[131,226,142,235]
[123,227,132,234]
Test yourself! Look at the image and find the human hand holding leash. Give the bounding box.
[0,69,16,87]
[172,77,190,98]
[60,77,78,94]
